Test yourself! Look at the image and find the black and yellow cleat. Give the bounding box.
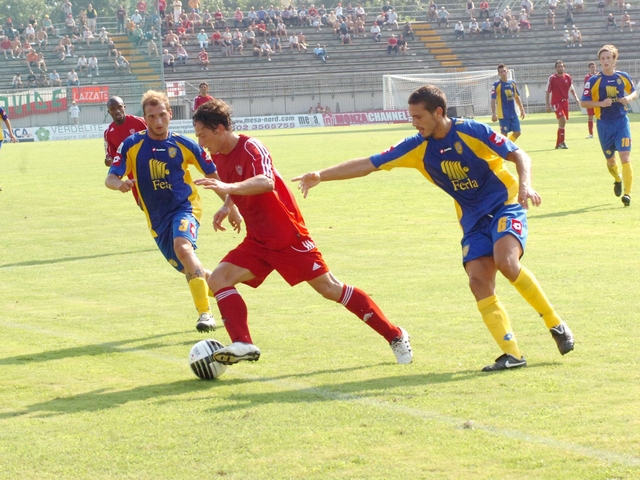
[614,181,623,197]
[622,194,631,207]
[482,353,527,372]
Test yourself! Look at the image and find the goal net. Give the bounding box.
[383,70,511,117]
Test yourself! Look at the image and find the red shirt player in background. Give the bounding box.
[191,98,413,367]
[584,61,597,139]
[546,59,579,149]
[192,82,214,111]
[104,96,147,204]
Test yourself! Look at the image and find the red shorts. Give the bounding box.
[221,235,330,288]
[587,108,595,116]
[552,100,569,120]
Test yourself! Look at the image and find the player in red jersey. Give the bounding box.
[584,61,597,139]
[192,82,214,112]
[545,60,579,149]
[191,99,413,366]
[104,96,147,204]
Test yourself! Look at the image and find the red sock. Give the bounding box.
[339,285,400,342]
[588,120,593,135]
[214,287,252,344]
[557,128,565,146]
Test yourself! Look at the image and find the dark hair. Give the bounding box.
[555,59,564,67]
[587,61,596,67]
[497,63,506,71]
[192,98,233,131]
[407,85,447,114]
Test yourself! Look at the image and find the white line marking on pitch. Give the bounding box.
[3,321,639,468]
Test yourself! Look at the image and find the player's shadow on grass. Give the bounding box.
[530,203,614,219]
[206,362,559,412]
[0,331,191,365]
[0,248,157,269]
[0,379,216,419]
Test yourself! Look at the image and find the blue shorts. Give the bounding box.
[499,116,521,135]
[597,115,631,159]
[154,212,200,272]
[461,203,528,264]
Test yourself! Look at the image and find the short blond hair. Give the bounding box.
[598,44,618,62]
[141,90,171,115]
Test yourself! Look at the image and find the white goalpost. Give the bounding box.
[383,70,511,117]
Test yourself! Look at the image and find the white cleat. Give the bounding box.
[390,327,413,364]
[213,342,261,365]
[196,312,216,332]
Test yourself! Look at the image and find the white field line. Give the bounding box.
[3,321,640,468]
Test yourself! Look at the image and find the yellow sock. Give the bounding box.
[607,163,622,181]
[188,277,211,315]
[622,162,633,195]
[477,295,522,359]
[507,132,516,142]
[510,266,561,329]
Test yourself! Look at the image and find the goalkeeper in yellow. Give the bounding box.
[491,64,526,142]
[294,84,574,372]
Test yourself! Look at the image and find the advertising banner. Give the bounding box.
[72,86,110,104]
[0,88,68,119]
[323,110,412,127]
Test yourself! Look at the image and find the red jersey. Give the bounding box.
[584,72,595,86]
[212,135,309,249]
[193,94,214,111]
[546,73,573,103]
[104,115,147,158]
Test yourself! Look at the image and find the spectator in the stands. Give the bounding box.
[621,10,632,31]
[398,33,409,54]
[37,70,49,87]
[546,9,556,28]
[162,48,175,71]
[61,0,73,22]
[371,21,382,41]
[234,7,244,27]
[289,32,301,51]
[86,3,98,33]
[173,0,183,23]
[12,73,23,89]
[116,5,126,33]
[454,20,466,38]
[107,39,117,58]
[176,43,188,63]
[243,26,255,46]
[67,68,79,86]
[115,50,132,73]
[403,21,415,40]
[469,17,480,35]
[65,14,77,35]
[147,37,159,56]
[189,0,200,13]
[82,25,95,46]
[386,8,399,29]
[165,29,179,46]
[519,9,531,29]
[1,36,12,59]
[26,48,39,69]
[88,54,99,76]
[213,9,225,29]
[233,31,245,54]
[198,47,209,69]
[49,69,61,86]
[197,28,208,48]
[247,7,258,26]
[387,34,398,53]
[479,0,490,18]
[77,54,89,75]
[508,16,520,36]
[43,15,55,35]
[54,41,66,61]
[605,13,617,30]
[25,24,36,43]
[313,43,328,62]
[26,70,37,88]
[437,6,450,26]
[259,38,272,60]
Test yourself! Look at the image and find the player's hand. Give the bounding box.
[118,178,136,193]
[618,96,629,106]
[291,172,321,198]
[212,208,228,232]
[105,156,113,167]
[491,114,498,122]
[601,98,613,107]
[518,185,541,209]
[228,205,243,233]
[520,111,526,120]
[9,136,17,143]
[194,177,230,194]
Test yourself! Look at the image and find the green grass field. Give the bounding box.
[1,115,639,479]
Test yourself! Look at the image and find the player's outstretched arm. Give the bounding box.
[506,150,541,209]
[105,173,136,193]
[292,157,378,198]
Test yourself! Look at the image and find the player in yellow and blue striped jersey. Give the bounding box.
[491,64,526,142]
[294,84,575,372]
[105,90,242,332]
[580,44,637,207]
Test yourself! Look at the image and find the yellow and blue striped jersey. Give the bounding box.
[109,131,217,237]
[491,80,520,119]
[370,119,520,233]
[581,70,635,121]
[0,107,8,142]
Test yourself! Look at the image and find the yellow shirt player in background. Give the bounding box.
[105,90,242,331]
[491,63,526,142]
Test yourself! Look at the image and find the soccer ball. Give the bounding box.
[188,339,228,380]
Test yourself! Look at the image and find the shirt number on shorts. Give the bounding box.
[179,218,189,232]
[497,217,508,232]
